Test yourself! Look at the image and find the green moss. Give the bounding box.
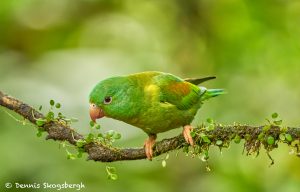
[181,114,300,167]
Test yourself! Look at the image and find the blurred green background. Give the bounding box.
[1,0,300,191]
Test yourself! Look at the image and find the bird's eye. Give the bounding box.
[104,96,112,104]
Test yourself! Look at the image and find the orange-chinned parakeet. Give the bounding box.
[89,71,224,160]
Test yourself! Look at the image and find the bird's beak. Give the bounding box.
[89,103,104,122]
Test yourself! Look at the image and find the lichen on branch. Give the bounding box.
[0,90,300,163]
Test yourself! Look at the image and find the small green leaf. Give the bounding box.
[274,120,282,125]
[89,121,95,127]
[95,124,101,129]
[272,112,278,119]
[162,160,167,167]
[76,139,86,148]
[206,124,215,131]
[66,150,76,160]
[58,112,65,118]
[77,152,83,158]
[55,103,61,109]
[85,133,94,143]
[67,154,76,160]
[165,154,169,160]
[36,131,42,137]
[201,134,211,143]
[47,111,55,120]
[206,118,213,124]
[107,130,115,137]
[203,150,209,160]
[50,99,55,106]
[36,118,46,126]
[234,135,241,144]
[38,105,43,111]
[216,140,223,146]
[77,148,84,158]
[267,136,275,145]
[88,133,94,138]
[285,134,293,142]
[106,166,116,174]
[190,131,196,138]
[183,146,189,153]
[113,133,121,140]
[108,174,118,180]
[258,133,265,141]
[263,125,271,132]
[279,133,285,141]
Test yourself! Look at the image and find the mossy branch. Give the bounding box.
[0,91,300,162]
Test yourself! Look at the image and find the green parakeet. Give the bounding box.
[89,71,224,160]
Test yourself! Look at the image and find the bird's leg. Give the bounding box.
[144,134,157,160]
[183,125,194,146]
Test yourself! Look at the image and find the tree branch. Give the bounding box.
[0,91,299,162]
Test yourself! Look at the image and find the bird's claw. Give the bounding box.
[144,134,157,160]
[183,125,194,146]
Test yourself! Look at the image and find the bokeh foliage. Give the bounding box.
[1,0,300,191]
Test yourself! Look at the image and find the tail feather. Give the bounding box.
[200,88,226,101]
[185,76,216,85]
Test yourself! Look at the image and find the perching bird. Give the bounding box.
[89,71,224,160]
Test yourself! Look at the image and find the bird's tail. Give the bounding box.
[199,87,226,101]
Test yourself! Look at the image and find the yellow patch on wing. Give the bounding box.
[144,84,159,94]
[144,84,160,102]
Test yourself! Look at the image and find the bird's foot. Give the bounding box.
[144,134,157,160]
[183,125,194,146]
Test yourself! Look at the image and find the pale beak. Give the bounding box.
[89,103,104,122]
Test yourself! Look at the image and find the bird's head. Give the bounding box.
[89,76,135,122]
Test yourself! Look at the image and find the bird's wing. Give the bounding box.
[154,74,202,110]
[184,76,216,85]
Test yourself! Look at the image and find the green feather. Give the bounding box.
[200,88,226,101]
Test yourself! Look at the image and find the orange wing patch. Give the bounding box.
[167,82,191,96]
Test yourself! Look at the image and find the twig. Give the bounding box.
[0,91,300,162]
